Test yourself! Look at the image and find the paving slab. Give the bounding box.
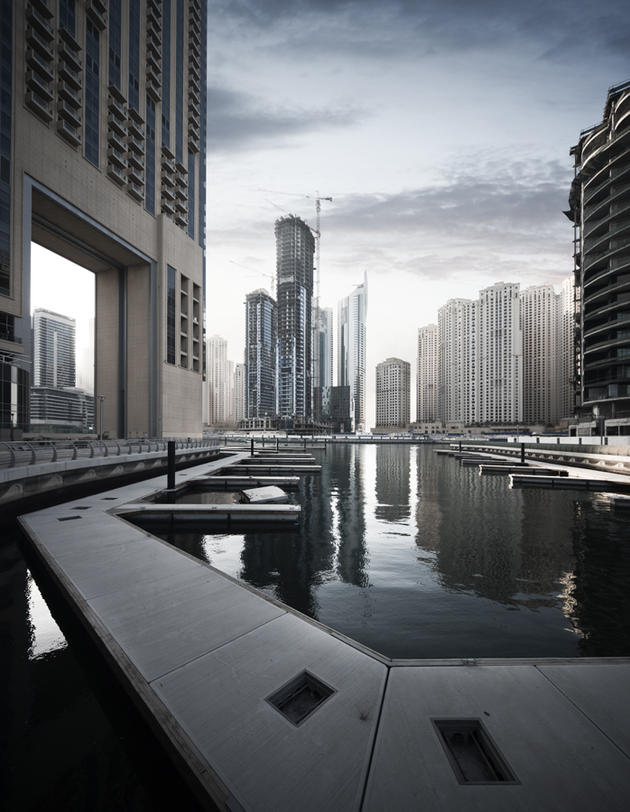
[89,568,286,682]
[538,663,630,758]
[363,665,630,812]
[153,612,387,812]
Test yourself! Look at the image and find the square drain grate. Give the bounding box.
[267,670,335,726]
[433,719,519,785]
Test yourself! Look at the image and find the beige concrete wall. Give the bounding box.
[7,6,205,437]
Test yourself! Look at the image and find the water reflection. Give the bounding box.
[156,445,630,659]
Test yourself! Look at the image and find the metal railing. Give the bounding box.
[0,438,220,470]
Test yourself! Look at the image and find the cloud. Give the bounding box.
[208,0,630,63]
[313,156,574,282]
[206,85,364,152]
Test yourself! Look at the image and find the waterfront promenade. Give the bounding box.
[18,450,630,810]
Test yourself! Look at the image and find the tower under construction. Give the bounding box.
[275,215,314,423]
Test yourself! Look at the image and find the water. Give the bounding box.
[1,523,205,811]
[157,444,630,659]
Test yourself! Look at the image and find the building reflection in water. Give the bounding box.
[156,445,630,659]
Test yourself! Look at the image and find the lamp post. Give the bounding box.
[96,395,105,441]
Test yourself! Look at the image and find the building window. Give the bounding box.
[128,0,140,111]
[161,0,171,148]
[187,151,195,238]
[175,0,184,162]
[59,0,75,35]
[145,95,156,214]
[84,20,100,167]
[0,0,11,295]
[108,0,121,90]
[167,265,176,364]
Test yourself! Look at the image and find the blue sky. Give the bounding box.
[204,0,630,422]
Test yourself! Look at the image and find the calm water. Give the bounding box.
[1,523,205,811]
[159,444,630,659]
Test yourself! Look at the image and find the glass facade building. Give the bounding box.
[245,289,277,419]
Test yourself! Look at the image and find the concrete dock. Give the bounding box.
[17,453,630,810]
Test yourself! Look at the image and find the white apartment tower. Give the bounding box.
[207,335,228,427]
[521,285,559,425]
[338,274,368,432]
[478,282,522,424]
[438,299,472,423]
[376,357,410,428]
[233,362,246,425]
[416,324,438,422]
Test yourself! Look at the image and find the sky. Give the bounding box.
[32,0,630,426]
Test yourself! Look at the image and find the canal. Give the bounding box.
[160,444,630,659]
[3,443,630,808]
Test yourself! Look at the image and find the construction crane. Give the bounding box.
[306,193,333,403]
[229,259,275,295]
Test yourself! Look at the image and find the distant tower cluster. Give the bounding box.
[376,358,410,429]
[415,279,575,432]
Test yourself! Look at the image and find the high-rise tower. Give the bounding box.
[416,324,437,423]
[275,216,314,422]
[1,0,207,437]
[376,357,410,429]
[337,274,367,432]
[245,288,276,419]
[567,80,630,435]
[32,308,76,388]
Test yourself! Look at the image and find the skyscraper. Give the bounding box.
[245,288,276,419]
[478,282,522,425]
[376,357,410,429]
[567,80,630,435]
[338,274,367,432]
[32,308,76,388]
[314,306,333,389]
[521,285,558,425]
[207,335,228,426]
[1,0,207,438]
[275,216,314,422]
[438,299,472,423]
[233,362,246,426]
[416,324,437,423]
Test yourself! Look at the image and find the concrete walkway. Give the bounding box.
[19,456,630,811]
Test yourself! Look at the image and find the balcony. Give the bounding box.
[58,78,81,106]
[107,129,126,153]
[107,146,126,170]
[58,41,82,73]
[86,0,107,29]
[26,3,53,38]
[128,134,145,155]
[127,180,144,201]
[56,117,81,147]
[26,68,53,102]
[161,185,175,202]
[26,24,54,61]
[107,162,126,185]
[25,87,53,122]
[107,112,126,138]
[57,98,81,129]
[161,198,175,216]
[128,150,144,171]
